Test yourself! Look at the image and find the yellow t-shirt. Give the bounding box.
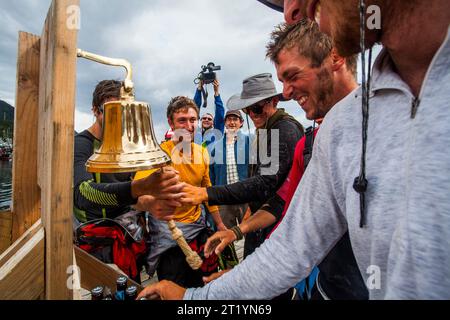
[134,140,219,223]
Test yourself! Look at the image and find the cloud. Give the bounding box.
[1,0,324,142]
[74,108,93,133]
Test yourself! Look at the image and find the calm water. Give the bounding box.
[0,160,12,211]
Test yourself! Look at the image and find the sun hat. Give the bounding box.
[226,73,286,111]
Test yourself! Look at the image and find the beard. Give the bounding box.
[312,66,335,119]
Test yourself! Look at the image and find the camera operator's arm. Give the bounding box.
[213,79,225,134]
[193,80,203,108]
[213,79,220,97]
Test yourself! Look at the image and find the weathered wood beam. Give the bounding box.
[11,32,41,242]
[74,246,143,295]
[38,0,79,300]
[0,220,44,300]
[0,210,12,255]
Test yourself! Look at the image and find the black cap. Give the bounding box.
[91,286,104,300]
[116,276,127,290]
[125,286,138,300]
[225,110,244,121]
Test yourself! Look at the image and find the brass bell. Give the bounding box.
[86,98,170,173]
[77,49,170,173]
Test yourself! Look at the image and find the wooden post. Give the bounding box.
[38,0,79,300]
[0,211,12,255]
[11,32,41,242]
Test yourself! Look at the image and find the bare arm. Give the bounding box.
[239,210,276,234]
[204,209,276,257]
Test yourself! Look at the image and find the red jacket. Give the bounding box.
[79,224,146,279]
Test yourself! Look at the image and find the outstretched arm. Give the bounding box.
[213,79,225,133]
[204,210,277,257]
[193,80,203,108]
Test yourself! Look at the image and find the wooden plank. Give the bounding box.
[0,219,42,268]
[0,210,12,254]
[74,246,143,295]
[38,0,79,300]
[11,32,41,242]
[0,220,44,300]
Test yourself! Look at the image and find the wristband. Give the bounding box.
[230,225,244,241]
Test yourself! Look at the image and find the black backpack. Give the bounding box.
[302,126,315,170]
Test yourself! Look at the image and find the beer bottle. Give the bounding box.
[114,276,128,301]
[91,286,104,300]
[125,285,138,301]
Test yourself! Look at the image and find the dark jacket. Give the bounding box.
[317,232,369,299]
[209,130,250,186]
[73,130,136,222]
[206,109,304,256]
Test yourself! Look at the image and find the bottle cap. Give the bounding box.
[116,276,127,288]
[125,285,137,299]
[91,286,104,299]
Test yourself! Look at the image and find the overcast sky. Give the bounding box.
[0,0,319,140]
[1,1,381,141]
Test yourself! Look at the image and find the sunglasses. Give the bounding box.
[242,99,271,115]
[201,117,213,121]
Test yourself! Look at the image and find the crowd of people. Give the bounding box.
[73,0,450,300]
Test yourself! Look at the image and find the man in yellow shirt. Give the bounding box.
[135,96,226,287]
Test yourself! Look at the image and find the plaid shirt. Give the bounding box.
[226,137,239,184]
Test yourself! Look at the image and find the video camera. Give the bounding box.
[195,62,221,85]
